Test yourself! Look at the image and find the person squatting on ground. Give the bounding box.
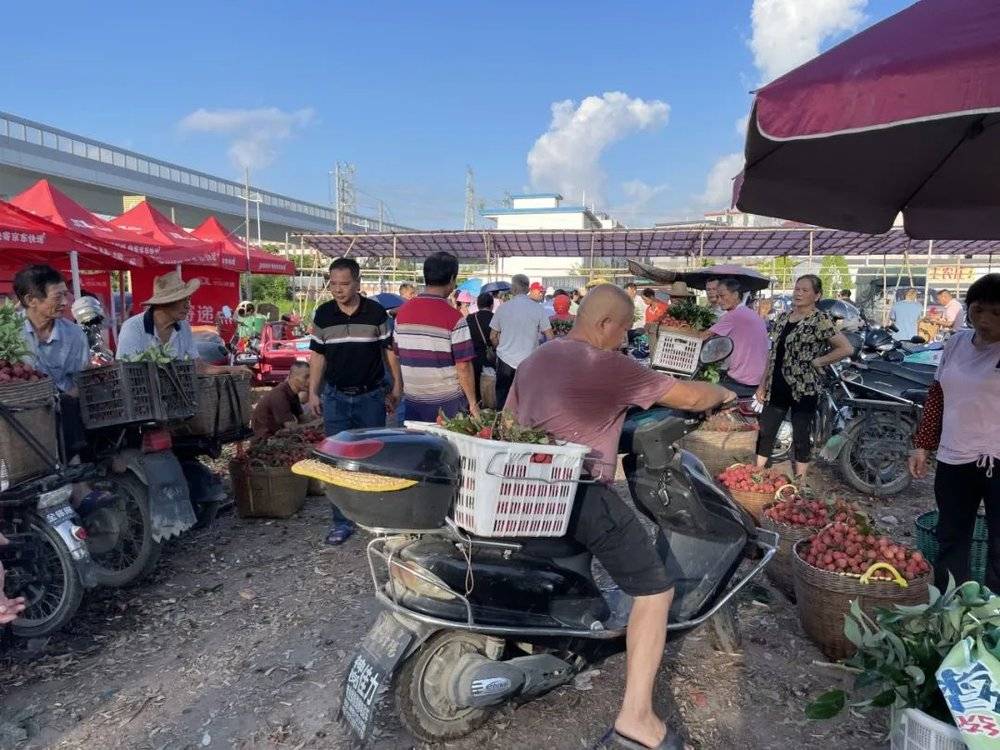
[308,258,402,546]
[754,275,854,482]
[506,284,734,750]
[252,361,310,438]
[910,273,1000,591]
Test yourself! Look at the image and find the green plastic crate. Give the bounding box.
[914,510,988,584]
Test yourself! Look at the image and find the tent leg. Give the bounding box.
[69,251,82,299]
[923,240,933,315]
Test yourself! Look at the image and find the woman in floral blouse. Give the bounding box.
[754,275,854,481]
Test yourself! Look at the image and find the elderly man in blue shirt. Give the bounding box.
[14,264,107,514]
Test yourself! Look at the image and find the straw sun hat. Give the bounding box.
[143,271,201,306]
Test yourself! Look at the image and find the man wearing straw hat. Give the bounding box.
[117,271,245,376]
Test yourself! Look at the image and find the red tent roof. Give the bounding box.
[10,180,163,261]
[111,201,221,264]
[191,216,295,275]
[1,199,144,269]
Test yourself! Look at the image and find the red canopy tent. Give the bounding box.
[10,180,167,259]
[0,200,144,322]
[111,201,239,324]
[191,216,295,275]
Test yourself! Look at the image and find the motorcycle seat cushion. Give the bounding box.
[513,536,588,558]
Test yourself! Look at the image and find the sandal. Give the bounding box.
[599,728,686,750]
[323,522,355,547]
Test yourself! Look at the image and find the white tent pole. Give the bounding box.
[69,250,82,298]
[923,240,933,315]
[176,264,182,280]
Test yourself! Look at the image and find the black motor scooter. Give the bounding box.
[297,343,778,746]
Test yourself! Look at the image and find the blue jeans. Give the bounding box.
[323,383,386,525]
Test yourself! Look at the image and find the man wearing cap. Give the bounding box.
[489,275,553,408]
[117,271,245,375]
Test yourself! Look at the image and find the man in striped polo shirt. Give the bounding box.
[394,252,478,421]
[308,257,403,545]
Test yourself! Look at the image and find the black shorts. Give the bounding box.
[567,482,674,597]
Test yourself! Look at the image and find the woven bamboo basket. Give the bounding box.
[0,377,58,487]
[760,507,819,599]
[792,538,932,659]
[174,372,251,438]
[729,488,775,524]
[230,460,308,519]
[679,428,758,479]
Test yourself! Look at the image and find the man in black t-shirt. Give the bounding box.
[466,291,494,406]
[308,258,403,545]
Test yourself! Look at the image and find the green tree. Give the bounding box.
[757,257,796,288]
[250,274,290,302]
[819,255,852,295]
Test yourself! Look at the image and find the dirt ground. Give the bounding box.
[0,456,937,750]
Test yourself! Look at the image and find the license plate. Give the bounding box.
[340,612,415,743]
[44,503,76,527]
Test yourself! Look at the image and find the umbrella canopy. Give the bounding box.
[679,264,771,292]
[191,216,295,276]
[480,281,511,294]
[371,292,404,310]
[457,277,483,295]
[10,179,160,262]
[736,0,1000,239]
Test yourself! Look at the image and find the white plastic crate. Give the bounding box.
[405,421,590,538]
[651,330,703,376]
[890,708,967,750]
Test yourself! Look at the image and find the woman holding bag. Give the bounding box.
[466,292,496,407]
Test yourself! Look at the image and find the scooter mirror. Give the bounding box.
[701,336,733,364]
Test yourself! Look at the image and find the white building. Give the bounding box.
[480,193,620,279]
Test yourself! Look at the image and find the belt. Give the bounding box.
[334,382,382,396]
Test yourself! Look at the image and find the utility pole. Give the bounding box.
[334,161,356,234]
[378,200,385,232]
[463,166,476,230]
[244,166,252,301]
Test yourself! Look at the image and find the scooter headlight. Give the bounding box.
[37,485,73,510]
[388,559,457,601]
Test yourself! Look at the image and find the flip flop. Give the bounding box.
[598,728,686,750]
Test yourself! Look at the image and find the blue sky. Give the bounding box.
[2,1,912,229]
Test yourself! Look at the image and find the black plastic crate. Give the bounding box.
[79,360,198,429]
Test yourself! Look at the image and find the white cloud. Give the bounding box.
[750,0,867,84]
[612,179,672,226]
[178,107,315,171]
[527,92,669,206]
[700,152,744,208]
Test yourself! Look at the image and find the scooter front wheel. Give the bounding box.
[396,631,495,743]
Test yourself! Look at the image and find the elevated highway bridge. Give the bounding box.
[0,111,408,244]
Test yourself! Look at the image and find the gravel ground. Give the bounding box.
[0,452,937,750]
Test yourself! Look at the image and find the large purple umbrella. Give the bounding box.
[736,0,1000,239]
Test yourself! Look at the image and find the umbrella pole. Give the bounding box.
[955,254,962,296]
[923,240,933,315]
[881,254,889,325]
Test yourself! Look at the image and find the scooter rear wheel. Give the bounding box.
[837,415,913,497]
[396,631,495,742]
[87,474,162,587]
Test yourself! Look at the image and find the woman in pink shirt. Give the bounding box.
[910,273,1000,590]
[701,278,770,397]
